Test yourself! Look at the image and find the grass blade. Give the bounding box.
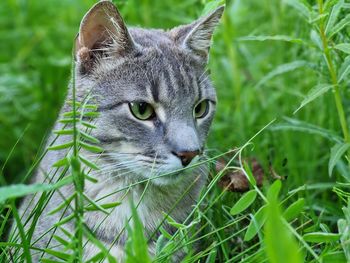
[230,190,257,216]
[328,143,350,177]
[294,84,333,113]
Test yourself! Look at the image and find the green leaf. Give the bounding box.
[48,141,74,151]
[270,117,343,143]
[58,226,73,239]
[61,110,99,118]
[85,199,122,212]
[43,249,71,260]
[83,193,109,214]
[80,141,104,153]
[54,214,74,227]
[230,190,257,215]
[329,143,350,177]
[155,235,168,256]
[168,221,186,229]
[328,14,350,38]
[81,121,97,129]
[322,252,347,263]
[309,13,329,24]
[53,235,69,247]
[324,0,343,11]
[294,84,333,113]
[334,43,350,54]
[283,198,305,221]
[48,193,76,215]
[0,177,73,203]
[338,56,350,83]
[84,173,99,183]
[98,201,122,210]
[165,213,186,229]
[67,100,82,107]
[83,111,100,118]
[52,157,69,168]
[83,104,98,111]
[53,129,74,135]
[62,111,79,118]
[80,131,100,144]
[243,162,256,186]
[310,30,323,50]
[41,259,66,263]
[86,252,105,263]
[244,205,267,241]
[325,0,344,35]
[303,232,340,243]
[238,35,303,44]
[265,183,303,263]
[125,201,152,263]
[283,0,310,19]
[79,155,100,170]
[336,159,350,181]
[338,205,350,261]
[255,61,308,88]
[267,180,282,200]
[159,227,173,240]
[205,247,217,263]
[59,118,79,124]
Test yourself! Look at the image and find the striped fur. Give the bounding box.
[17,1,224,261]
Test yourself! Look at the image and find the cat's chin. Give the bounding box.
[147,170,187,186]
[144,164,199,186]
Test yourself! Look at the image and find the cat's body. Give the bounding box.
[15,1,224,261]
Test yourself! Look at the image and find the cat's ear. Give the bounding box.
[170,6,224,61]
[75,1,134,72]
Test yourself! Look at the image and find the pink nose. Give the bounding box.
[173,150,200,166]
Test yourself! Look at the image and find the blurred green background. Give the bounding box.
[0,0,348,216]
[2,0,350,261]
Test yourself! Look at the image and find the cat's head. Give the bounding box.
[73,1,224,185]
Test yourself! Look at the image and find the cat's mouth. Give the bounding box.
[102,151,203,185]
[139,154,202,184]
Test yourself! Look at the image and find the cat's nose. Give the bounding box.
[172,150,200,167]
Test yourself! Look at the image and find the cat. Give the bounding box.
[14,1,224,261]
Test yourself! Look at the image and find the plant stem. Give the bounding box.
[318,1,350,161]
[71,60,84,262]
[11,201,32,263]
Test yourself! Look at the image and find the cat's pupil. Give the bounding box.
[138,102,147,114]
[195,104,202,113]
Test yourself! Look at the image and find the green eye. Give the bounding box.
[129,102,155,120]
[194,100,209,119]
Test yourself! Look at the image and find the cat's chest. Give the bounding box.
[84,176,200,243]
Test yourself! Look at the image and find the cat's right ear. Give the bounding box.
[74,1,135,73]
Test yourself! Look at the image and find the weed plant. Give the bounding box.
[1,0,350,262]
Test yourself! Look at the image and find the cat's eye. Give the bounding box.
[129,102,155,120]
[194,100,209,119]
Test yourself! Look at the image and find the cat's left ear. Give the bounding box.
[170,6,225,61]
[74,1,135,72]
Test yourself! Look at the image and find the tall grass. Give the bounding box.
[1,0,350,262]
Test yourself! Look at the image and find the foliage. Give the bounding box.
[1,0,350,262]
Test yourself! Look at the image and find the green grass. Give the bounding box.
[1,0,350,262]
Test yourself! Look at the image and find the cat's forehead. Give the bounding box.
[99,57,202,105]
[129,28,174,47]
[92,28,214,108]
[95,51,213,111]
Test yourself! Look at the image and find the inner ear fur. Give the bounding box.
[170,6,225,60]
[75,1,134,72]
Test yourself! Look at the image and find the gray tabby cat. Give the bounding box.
[17,1,224,261]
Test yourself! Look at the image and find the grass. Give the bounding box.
[1,0,350,262]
